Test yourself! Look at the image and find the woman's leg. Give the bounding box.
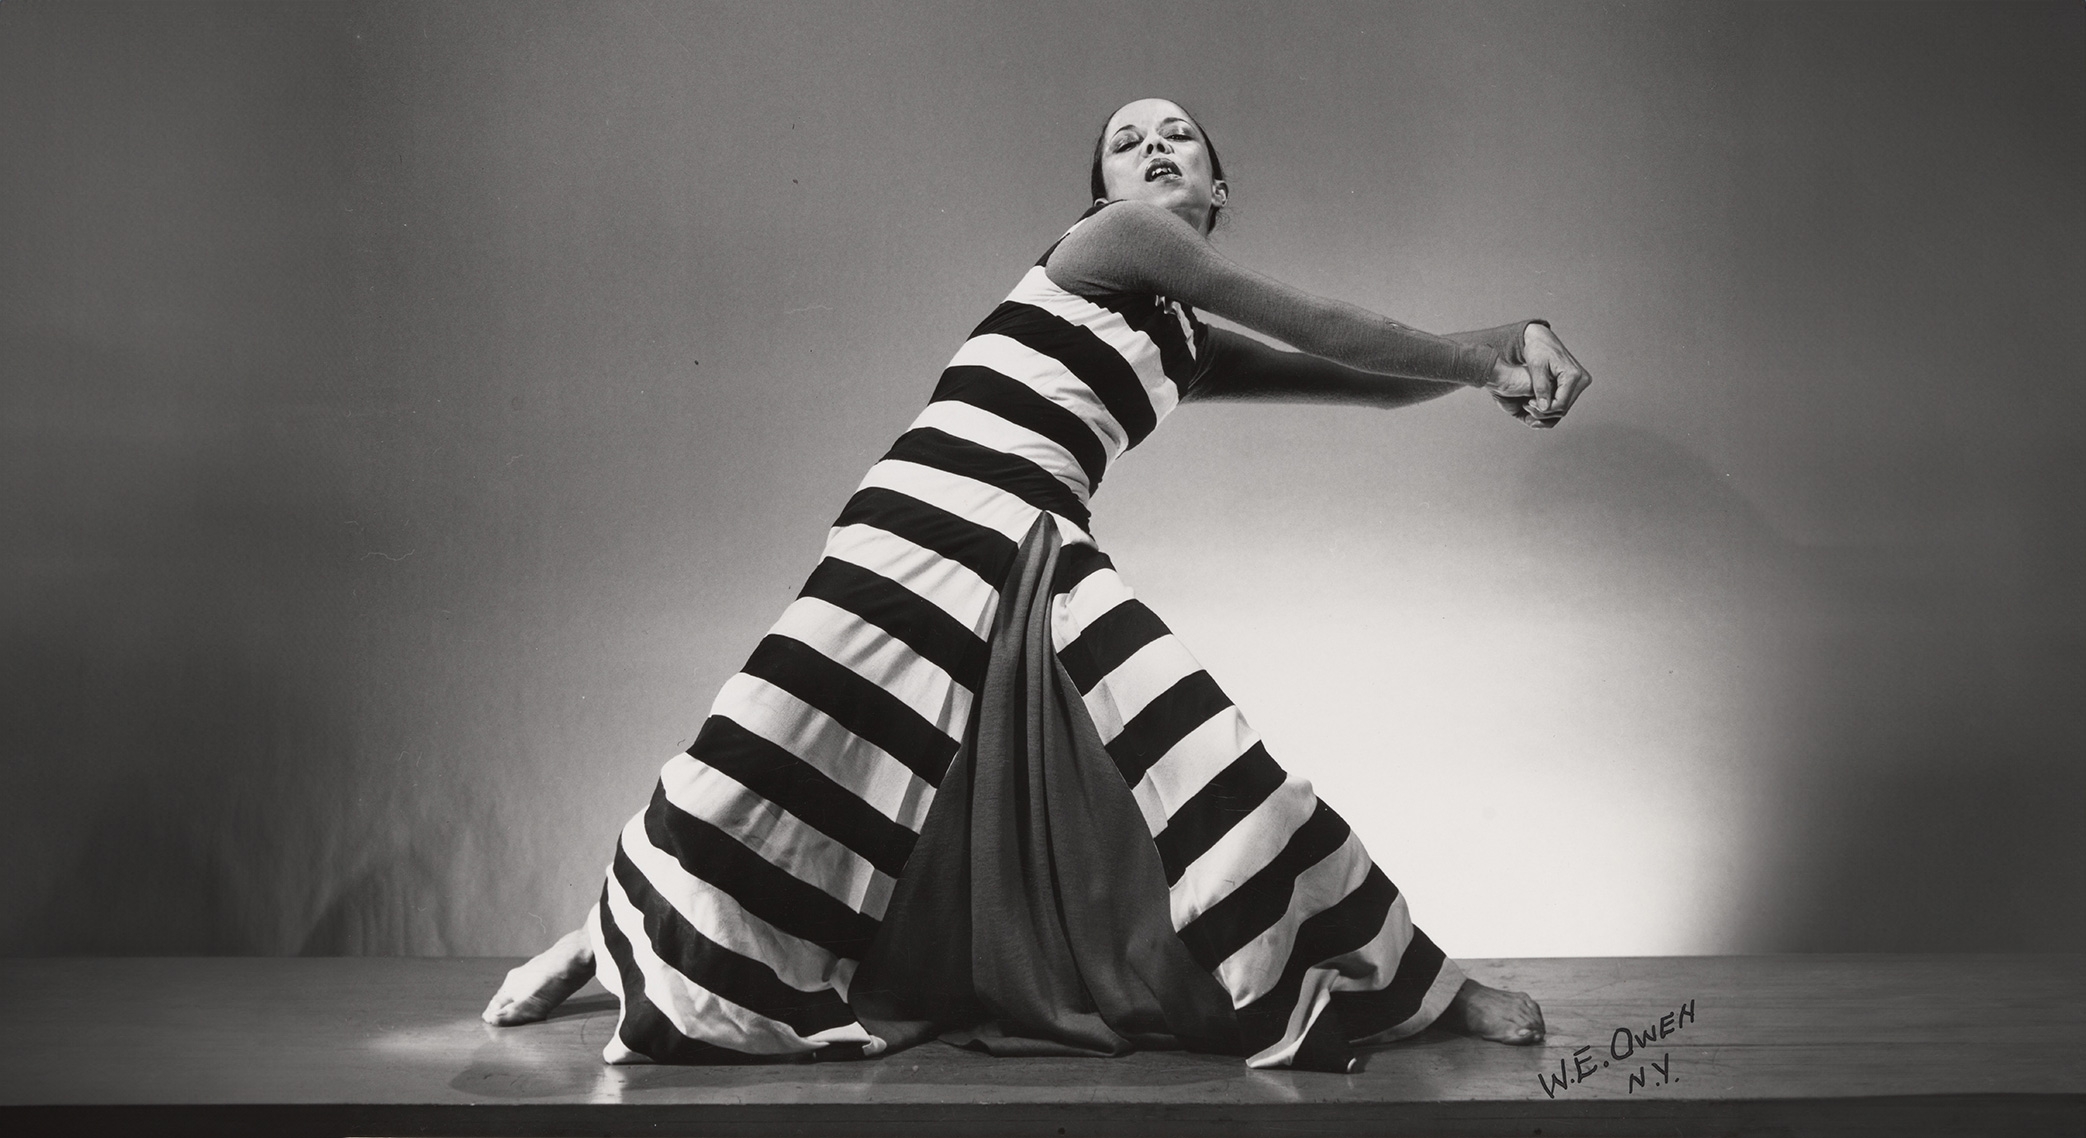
[482,924,596,1026]
[1050,550,1525,1064]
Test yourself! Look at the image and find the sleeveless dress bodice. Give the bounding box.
[889,215,1208,533]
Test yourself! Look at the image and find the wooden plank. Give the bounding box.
[6,1096,2084,1138]
[1466,954,2086,1047]
[1,955,2078,1137]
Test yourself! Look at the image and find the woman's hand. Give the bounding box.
[1485,323,1592,428]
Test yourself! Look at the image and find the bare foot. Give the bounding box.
[1439,977,1546,1044]
[482,927,596,1026]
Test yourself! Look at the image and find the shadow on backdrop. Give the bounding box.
[1513,423,2084,951]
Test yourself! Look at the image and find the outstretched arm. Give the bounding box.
[1046,201,1589,422]
[1192,328,1466,408]
[1192,321,1544,408]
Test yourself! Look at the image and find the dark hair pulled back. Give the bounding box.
[1088,101,1227,232]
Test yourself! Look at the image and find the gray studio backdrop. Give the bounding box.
[4,1,2080,957]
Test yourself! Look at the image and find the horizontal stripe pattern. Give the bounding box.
[595,209,1445,1069]
[599,841,874,1062]
[1234,867,1403,1053]
[931,364,1110,491]
[686,716,917,878]
[1335,928,1458,1046]
[906,400,1096,503]
[614,797,861,1001]
[1051,542,1116,599]
[768,597,970,737]
[946,334,1130,459]
[661,750,896,920]
[709,674,933,830]
[1050,550,1449,1066]
[1210,823,1374,1008]
[797,556,988,690]
[1078,634,1206,746]
[1153,741,1285,885]
[1166,774,1320,935]
[643,782,881,962]
[740,635,957,789]
[613,843,858,1038]
[1130,705,1261,840]
[882,426,1091,530]
[857,460,1051,547]
[1106,669,1230,786]
[1004,264,1184,433]
[1083,285,1201,392]
[821,522,998,637]
[833,488,1015,590]
[971,299,1158,447]
[1058,599,1169,694]
[1177,800,1351,973]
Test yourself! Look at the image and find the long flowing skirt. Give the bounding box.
[588,476,1463,1070]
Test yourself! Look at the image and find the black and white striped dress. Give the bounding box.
[590,209,1465,1070]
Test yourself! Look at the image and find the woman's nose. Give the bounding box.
[1143,135,1173,154]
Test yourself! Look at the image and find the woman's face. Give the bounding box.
[1097,98,1226,233]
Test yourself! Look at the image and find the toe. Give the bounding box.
[484,997,540,1027]
[483,975,533,1025]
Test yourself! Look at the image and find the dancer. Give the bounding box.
[485,98,1589,1072]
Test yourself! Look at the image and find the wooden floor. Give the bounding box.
[2,955,2079,1136]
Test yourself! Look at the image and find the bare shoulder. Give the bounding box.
[1047,200,1207,294]
[1088,199,1197,240]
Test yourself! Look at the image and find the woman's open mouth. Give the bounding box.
[1144,159,1181,181]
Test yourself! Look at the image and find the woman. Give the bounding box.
[484,98,1589,1072]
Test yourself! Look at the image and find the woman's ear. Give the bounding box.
[1210,181,1229,207]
